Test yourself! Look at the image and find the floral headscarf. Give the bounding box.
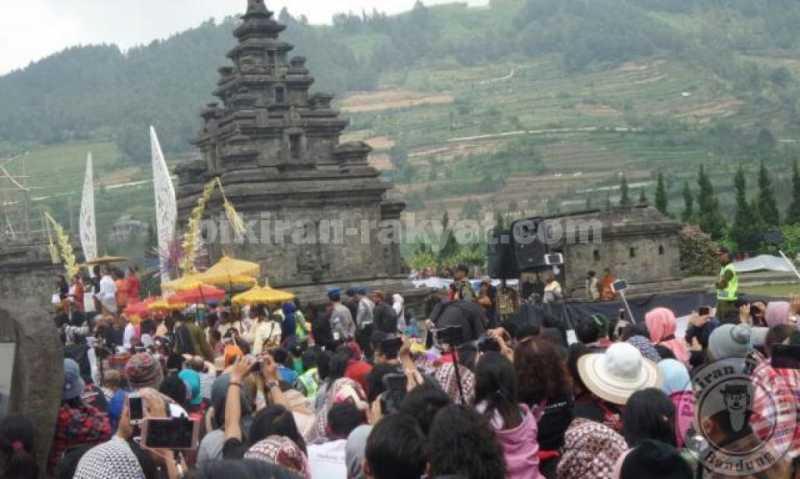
[433,362,475,406]
[557,418,628,479]
[308,377,368,442]
[626,335,661,363]
[245,435,311,479]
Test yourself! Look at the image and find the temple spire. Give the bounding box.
[246,0,271,17]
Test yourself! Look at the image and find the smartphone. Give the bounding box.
[141,417,200,450]
[698,306,710,316]
[611,279,628,293]
[128,393,144,422]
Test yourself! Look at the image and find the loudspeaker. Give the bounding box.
[487,228,518,279]
[511,217,547,270]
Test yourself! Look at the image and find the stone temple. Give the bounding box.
[175,0,409,298]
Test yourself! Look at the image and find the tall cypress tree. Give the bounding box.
[758,160,781,227]
[731,165,761,252]
[681,180,694,223]
[696,165,726,239]
[655,173,668,215]
[786,159,800,225]
[619,174,631,207]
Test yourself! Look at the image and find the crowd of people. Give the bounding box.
[1,259,800,479]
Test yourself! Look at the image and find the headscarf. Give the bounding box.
[74,437,145,479]
[224,344,244,367]
[309,377,368,442]
[657,359,694,448]
[657,359,691,396]
[644,308,689,364]
[626,335,661,363]
[765,301,791,328]
[556,418,628,479]
[433,362,476,406]
[282,302,297,341]
[245,435,311,479]
[346,425,372,479]
[178,369,203,406]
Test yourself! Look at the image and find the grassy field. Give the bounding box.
[741,283,800,298]
[1,141,155,240]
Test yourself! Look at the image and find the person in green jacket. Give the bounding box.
[715,247,739,324]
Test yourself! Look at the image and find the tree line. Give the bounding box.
[3,0,800,162]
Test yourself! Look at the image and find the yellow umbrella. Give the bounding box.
[203,256,260,281]
[232,285,295,306]
[162,274,207,292]
[196,272,257,290]
[148,298,187,311]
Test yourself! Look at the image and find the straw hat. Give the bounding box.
[577,342,661,405]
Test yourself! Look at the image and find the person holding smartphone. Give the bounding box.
[75,388,187,479]
[684,307,718,367]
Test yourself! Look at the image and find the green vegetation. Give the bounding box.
[5,0,800,263]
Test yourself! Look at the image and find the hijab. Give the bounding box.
[626,336,661,363]
[74,437,145,479]
[657,359,694,448]
[556,418,628,479]
[245,435,311,479]
[644,308,689,364]
[765,301,791,328]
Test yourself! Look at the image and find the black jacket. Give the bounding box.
[430,300,485,344]
[373,302,398,334]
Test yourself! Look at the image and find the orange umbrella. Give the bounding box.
[148,298,186,312]
[168,284,226,304]
[124,297,156,317]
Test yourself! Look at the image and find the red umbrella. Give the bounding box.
[168,284,226,305]
[124,297,157,317]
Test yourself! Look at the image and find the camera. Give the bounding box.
[477,335,501,353]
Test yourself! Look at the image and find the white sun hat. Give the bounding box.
[578,342,662,405]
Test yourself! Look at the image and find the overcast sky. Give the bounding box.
[0,0,488,75]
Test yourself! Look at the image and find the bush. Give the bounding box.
[678,225,720,276]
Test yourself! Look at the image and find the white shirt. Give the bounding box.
[97,274,116,301]
[123,323,136,350]
[308,439,347,479]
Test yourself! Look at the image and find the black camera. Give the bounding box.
[477,335,500,353]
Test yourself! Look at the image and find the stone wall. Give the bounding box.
[564,233,681,289]
[0,242,63,476]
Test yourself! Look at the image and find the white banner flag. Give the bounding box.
[150,126,177,283]
[79,153,98,264]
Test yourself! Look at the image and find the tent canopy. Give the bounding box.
[733,255,794,273]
